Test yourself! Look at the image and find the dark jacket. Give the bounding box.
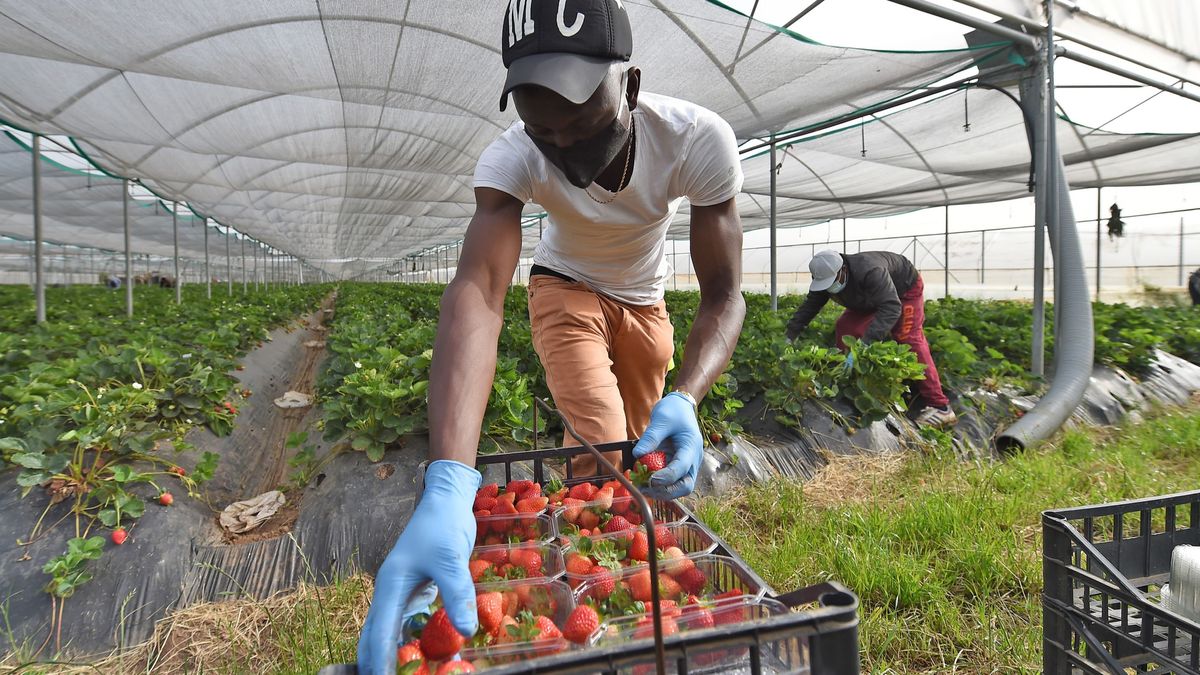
[786,251,919,343]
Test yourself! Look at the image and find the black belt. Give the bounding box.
[529,264,576,283]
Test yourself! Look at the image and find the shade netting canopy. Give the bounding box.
[0,0,1197,278]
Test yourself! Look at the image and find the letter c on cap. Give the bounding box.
[557,0,584,37]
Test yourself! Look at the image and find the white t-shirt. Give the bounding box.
[473,92,743,305]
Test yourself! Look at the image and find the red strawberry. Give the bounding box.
[168,466,185,476]
[496,491,518,506]
[515,496,548,514]
[709,432,722,445]
[399,660,429,675]
[660,546,693,574]
[587,565,616,601]
[511,548,543,577]
[565,553,593,577]
[602,515,634,534]
[569,482,598,501]
[656,599,682,618]
[436,662,475,674]
[492,499,518,517]
[548,487,569,505]
[420,608,464,661]
[469,559,492,582]
[684,605,715,630]
[158,492,174,506]
[675,566,708,595]
[629,569,653,602]
[473,510,491,533]
[477,483,499,499]
[654,524,676,550]
[495,615,519,643]
[534,614,562,642]
[592,487,614,510]
[473,495,497,512]
[658,574,683,598]
[561,498,586,525]
[579,509,600,530]
[563,604,600,644]
[477,592,504,635]
[111,528,128,546]
[629,531,650,562]
[638,451,668,472]
[397,640,423,665]
[506,480,536,499]
[500,591,520,617]
[633,614,678,640]
[626,512,642,526]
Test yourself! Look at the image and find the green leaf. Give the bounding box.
[351,435,371,452]
[109,465,137,483]
[0,437,29,453]
[10,452,45,469]
[366,442,385,462]
[17,469,47,487]
[98,509,118,528]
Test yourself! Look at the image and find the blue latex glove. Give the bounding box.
[843,352,856,374]
[357,459,480,674]
[632,391,704,500]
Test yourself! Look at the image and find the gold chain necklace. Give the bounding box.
[586,117,636,205]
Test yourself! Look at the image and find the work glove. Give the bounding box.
[357,459,481,674]
[632,391,704,500]
[785,321,806,342]
[842,352,856,374]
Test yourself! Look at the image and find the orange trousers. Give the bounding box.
[526,275,675,477]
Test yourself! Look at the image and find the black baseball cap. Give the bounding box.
[499,0,633,111]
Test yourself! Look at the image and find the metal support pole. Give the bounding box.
[1095,187,1101,301]
[225,227,233,295]
[944,205,950,299]
[204,218,212,299]
[173,204,181,304]
[769,136,778,311]
[123,179,133,317]
[842,218,847,253]
[980,230,986,284]
[241,235,247,294]
[1028,4,1055,378]
[32,135,46,323]
[1180,218,1186,287]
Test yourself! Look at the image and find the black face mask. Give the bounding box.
[527,101,631,189]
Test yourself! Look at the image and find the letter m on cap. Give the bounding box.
[507,0,535,47]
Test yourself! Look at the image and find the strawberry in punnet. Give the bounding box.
[158,492,174,506]
[477,592,504,635]
[561,498,586,525]
[629,569,653,602]
[586,565,616,601]
[602,515,634,534]
[469,559,492,583]
[533,614,563,646]
[399,660,429,675]
[660,546,691,574]
[633,614,679,639]
[496,491,518,507]
[111,528,128,546]
[435,662,475,674]
[629,531,650,562]
[546,478,569,506]
[565,552,593,578]
[563,604,600,644]
[515,496,548,515]
[491,499,518,517]
[477,483,499,499]
[592,486,614,510]
[495,615,520,644]
[397,640,423,665]
[654,524,677,549]
[579,509,601,531]
[675,566,708,595]
[682,604,716,631]
[473,495,497,512]
[569,481,598,501]
[420,608,465,661]
[658,574,683,598]
[510,547,543,577]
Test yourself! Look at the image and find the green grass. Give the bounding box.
[693,408,1200,674]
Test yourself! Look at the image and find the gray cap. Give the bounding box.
[809,249,844,291]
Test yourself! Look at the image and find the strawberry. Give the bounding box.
[654,524,676,549]
[506,480,536,500]
[472,510,491,534]
[500,591,520,617]
[683,605,715,630]
[712,590,747,626]
[629,531,650,562]
[397,640,423,665]
[709,432,722,445]
[510,548,543,577]
[602,515,633,534]
[579,509,600,530]
[473,495,497,512]
[675,566,708,595]
[435,662,475,674]
[477,483,499,499]
[569,482,598,501]
[398,661,429,675]
[491,499,518,517]
[168,466,185,476]
[656,599,682,618]
[629,569,653,602]
[658,574,683,598]
[111,528,128,546]
[495,615,519,644]
[477,592,504,635]
[496,491,518,506]
[469,559,492,583]
[158,492,174,506]
[587,565,616,601]
[633,614,678,640]
[625,512,642,526]
[563,604,600,644]
[637,451,668,472]
[420,608,464,661]
[592,487,614,510]
[660,546,691,574]
[515,496,548,515]
[561,498,586,524]
[534,614,562,642]
[565,553,593,578]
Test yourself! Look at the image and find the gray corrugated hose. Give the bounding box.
[996,152,1094,451]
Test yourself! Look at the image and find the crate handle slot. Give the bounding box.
[774,580,858,610]
[532,396,668,675]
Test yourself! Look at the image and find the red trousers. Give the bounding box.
[834,276,949,408]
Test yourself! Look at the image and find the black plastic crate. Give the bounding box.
[1043,490,1200,674]
[322,442,860,674]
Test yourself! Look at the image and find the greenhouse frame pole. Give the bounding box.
[204,218,211,299]
[944,205,950,299]
[1027,6,1054,378]
[1180,218,1186,287]
[123,180,133,317]
[225,227,232,296]
[32,135,46,323]
[172,204,181,304]
[241,235,247,294]
[769,137,778,311]
[1095,188,1101,301]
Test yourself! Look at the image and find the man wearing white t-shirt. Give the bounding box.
[357,1,745,668]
